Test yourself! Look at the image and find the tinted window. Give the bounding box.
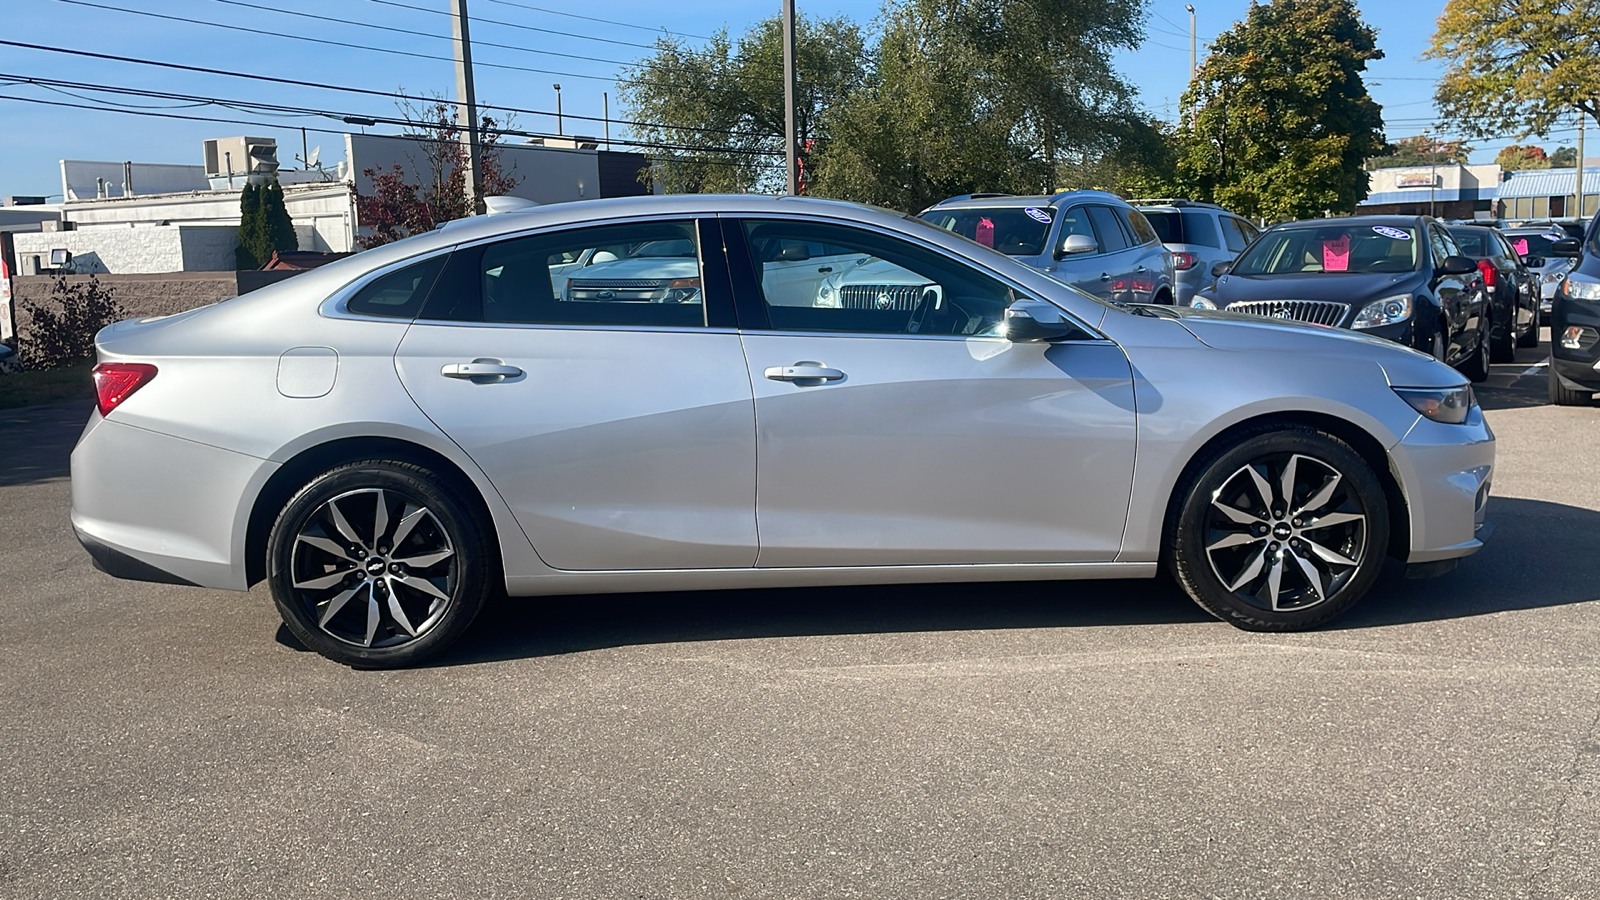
[739,219,1018,337]
[1086,206,1131,253]
[1121,208,1159,245]
[423,220,705,327]
[1141,211,1184,243]
[1230,224,1419,275]
[920,206,1055,257]
[1505,232,1559,258]
[347,255,446,319]
[1220,217,1253,253]
[1427,227,1453,266]
[1447,228,1493,258]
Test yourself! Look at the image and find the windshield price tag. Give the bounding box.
[1024,207,1053,224]
[1372,226,1411,240]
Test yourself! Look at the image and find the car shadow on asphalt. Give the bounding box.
[408,496,1598,667]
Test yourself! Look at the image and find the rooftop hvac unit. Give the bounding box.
[203,137,280,189]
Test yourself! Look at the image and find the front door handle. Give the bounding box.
[441,359,523,380]
[764,362,845,383]
[1100,273,1112,281]
[1135,265,1148,273]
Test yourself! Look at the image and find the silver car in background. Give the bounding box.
[74,195,1494,667]
[1132,200,1261,306]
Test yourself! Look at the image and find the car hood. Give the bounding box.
[568,258,698,281]
[1211,270,1421,305]
[1131,304,1465,388]
[832,258,933,286]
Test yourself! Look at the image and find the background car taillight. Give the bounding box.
[1172,251,1199,270]
[92,363,158,416]
[1476,259,1497,291]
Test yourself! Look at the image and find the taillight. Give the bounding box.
[1477,259,1497,289]
[92,363,158,417]
[1172,251,1199,270]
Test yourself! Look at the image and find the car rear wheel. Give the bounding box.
[1459,328,1491,382]
[266,459,492,668]
[1490,305,1516,363]
[1517,303,1540,348]
[1169,426,1389,631]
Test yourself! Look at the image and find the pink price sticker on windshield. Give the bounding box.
[1513,238,1529,256]
[1322,235,1351,272]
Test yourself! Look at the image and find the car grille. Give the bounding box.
[1225,299,1349,326]
[837,284,927,311]
[567,279,667,302]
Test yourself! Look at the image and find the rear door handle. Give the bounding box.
[764,362,845,383]
[441,360,523,380]
[1100,273,1112,281]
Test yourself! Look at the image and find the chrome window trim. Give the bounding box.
[747,329,1118,346]
[406,319,739,335]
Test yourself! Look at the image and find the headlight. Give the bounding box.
[663,278,701,303]
[1394,385,1475,425]
[1352,294,1412,329]
[1563,273,1600,301]
[1190,297,1217,309]
[1543,270,1567,284]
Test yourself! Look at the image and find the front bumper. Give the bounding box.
[1390,405,1495,564]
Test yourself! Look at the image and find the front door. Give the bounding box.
[394,218,758,571]
[727,217,1138,568]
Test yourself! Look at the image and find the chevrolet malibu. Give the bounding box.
[72,195,1495,667]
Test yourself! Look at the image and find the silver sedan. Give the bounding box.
[72,195,1495,667]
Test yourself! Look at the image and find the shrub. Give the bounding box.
[18,276,126,370]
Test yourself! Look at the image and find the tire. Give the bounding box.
[266,459,492,668]
[1517,302,1540,348]
[1169,425,1390,632]
[1459,327,1491,383]
[1549,364,1594,406]
[1430,328,1448,362]
[1490,304,1516,363]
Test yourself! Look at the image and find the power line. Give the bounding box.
[482,0,714,42]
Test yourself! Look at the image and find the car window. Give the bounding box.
[346,255,447,319]
[919,206,1055,257]
[1121,208,1159,245]
[1447,228,1491,258]
[421,219,706,327]
[1229,223,1418,275]
[1427,227,1453,267]
[1220,217,1253,253]
[1086,206,1131,253]
[1505,232,1560,258]
[739,219,1018,337]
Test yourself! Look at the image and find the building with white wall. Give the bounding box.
[1358,164,1501,219]
[13,224,239,275]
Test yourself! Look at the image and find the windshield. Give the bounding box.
[920,206,1054,257]
[1229,224,1418,275]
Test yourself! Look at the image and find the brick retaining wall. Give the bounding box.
[10,271,303,349]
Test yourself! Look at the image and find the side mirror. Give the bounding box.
[1523,255,1545,268]
[1004,300,1081,342]
[1210,260,1232,278]
[1056,234,1097,258]
[1439,255,1478,275]
[1551,238,1582,258]
[775,243,811,262]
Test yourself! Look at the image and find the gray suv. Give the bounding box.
[919,191,1176,304]
[1131,200,1260,306]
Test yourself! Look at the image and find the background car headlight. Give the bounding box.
[1543,270,1567,284]
[663,278,701,303]
[1563,274,1600,301]
[1190,297,1217,309]
[1353,294,1412,329]
[1394,385,1475,425]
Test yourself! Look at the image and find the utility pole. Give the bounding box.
[782,0,798,196]
[554,84,563,135]
[1576,109,1586,220]
[603,92,611,150]
[1186,5,1196,76]
[450,0,482,213]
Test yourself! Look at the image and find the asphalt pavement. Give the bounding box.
[2,341,1597,899]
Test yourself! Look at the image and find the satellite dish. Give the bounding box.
[306,146,320,168]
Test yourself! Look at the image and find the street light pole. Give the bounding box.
[782,0,798,196]
[450,0,482,213]
[1186,4,1196,76]
[553,83,563,136]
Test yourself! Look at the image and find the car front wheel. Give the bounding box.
[266,459,492,668]
[1170,426,1389,631]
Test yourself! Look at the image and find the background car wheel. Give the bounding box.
[1169,426,1389,631]
[1459,330,1491,382]
[1517,305,1540,348]
[1430,329,1447,362]
[1549,366,1594,406]
[1490,308,1516,363]
[266,459,492,668]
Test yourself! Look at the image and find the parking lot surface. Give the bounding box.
[2,342,1598,899]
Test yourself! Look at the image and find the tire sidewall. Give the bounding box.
[266,461,490,667]
[1172,428,1390,631]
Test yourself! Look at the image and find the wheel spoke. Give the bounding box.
[298,534,356,563]
[327,498,365,548]
[1245,465,1275,512]
[1211,496,1267,526]
[390,507,427,550]
[385,580,418,637]
[372,489,389,546]
[400,575,449,603]
[363,592,381,647]
[1303,537,1358,568]
[1290,549,1327,601]
[1207,532,1263,551]
[1294,472,1343,517]
[1279,455,1300,513]
[1227,546,1268,591]
[1303,511,1363,530]
[318,584,363,628]
[392,547,454,569]
[1264,552,1285,610]
[294,569,352,591]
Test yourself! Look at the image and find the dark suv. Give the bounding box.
[1547,216,1600,404]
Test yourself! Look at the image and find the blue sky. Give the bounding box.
[0,0,1577,200]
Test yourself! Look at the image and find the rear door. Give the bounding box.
[1085,204,1140,303]
[394,217,758,571]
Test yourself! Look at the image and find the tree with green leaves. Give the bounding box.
[1369,134,1473,169]
[1550,146,1579,167]
[235,182,262,270]
[1428,0,1600,138]
[1174,0,1384,220]
[260,180,297,260]
[1495,144,1552,171]
[618,14,868,194]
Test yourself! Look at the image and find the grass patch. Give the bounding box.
[0,363,96,410]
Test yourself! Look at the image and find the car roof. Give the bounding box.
[925,190,1127,211]
[1266,215,1427,231]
